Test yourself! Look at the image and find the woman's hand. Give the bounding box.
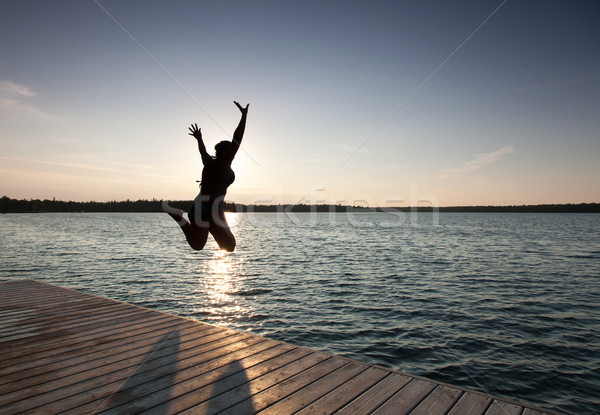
[188,123,202,140]
[234,101,249,115]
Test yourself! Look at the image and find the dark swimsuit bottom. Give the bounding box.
[188,201,211,225]
[188,171,235,225]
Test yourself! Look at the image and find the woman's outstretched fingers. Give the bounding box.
[188,124,202,138]
[234,101,249,114]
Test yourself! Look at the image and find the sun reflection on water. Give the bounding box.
[196,248,246,327]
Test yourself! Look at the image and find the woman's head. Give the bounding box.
[214,141,231,159]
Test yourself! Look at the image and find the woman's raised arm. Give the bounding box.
[188,123,212,165]
[221,101,249,163]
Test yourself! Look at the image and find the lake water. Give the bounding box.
[1,211,599,414]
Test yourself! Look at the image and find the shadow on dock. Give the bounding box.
[99,329,182,414]
[205,359,255,413]
[98,327,255,414]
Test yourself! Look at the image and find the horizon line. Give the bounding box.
[1,196,599,210]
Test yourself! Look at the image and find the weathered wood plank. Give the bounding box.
[371,378,437,415]
[447,391,493,415]
[410,385,463,415]
[485,400,524,415]
[295,366,389,414]
[334,372,411,414]
[224,357,346,414]
[259,362,367,415]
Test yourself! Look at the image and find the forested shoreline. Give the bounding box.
[1,196,599,214]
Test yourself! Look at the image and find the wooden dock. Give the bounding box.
[0,279,559,414]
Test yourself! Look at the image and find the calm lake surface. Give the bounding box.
[1,211,599,414]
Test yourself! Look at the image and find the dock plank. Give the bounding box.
[485,400,524,415]
[447,391,493,414]
[335,373,412,414]
[258,361,367,414]
[371,378,437,415]
[0,280,561,415]
[225,357,347,413]
[409,384,463,415]
[295,366,389,414]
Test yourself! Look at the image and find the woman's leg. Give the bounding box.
[162,201,187,226]
[163,201,208,250]
[187,223,209,251]
[209,210,236,252]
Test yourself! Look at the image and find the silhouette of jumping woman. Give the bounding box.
[163,101,249,251]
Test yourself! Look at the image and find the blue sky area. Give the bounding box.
[1,0,598,206]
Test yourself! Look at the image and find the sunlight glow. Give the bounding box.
[198,249,245,326]
[224,211,241,229]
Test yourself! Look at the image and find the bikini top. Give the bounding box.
[197,170,235,186]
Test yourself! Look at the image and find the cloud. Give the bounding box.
[0,80,36,97]
[0,79,54,120]
[0,157,174,181]
[439,145,514,179]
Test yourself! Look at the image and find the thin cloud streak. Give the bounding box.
[0,80,36,97]
[0,79,56,120]
[0,157,180,181]
[439,145,514,178]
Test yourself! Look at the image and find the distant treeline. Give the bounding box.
[1,196,599,214]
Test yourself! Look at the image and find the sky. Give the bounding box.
[1,0,599,206]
